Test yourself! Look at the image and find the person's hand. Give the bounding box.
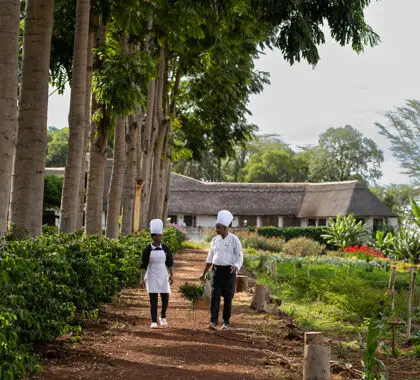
[199,273,206,282]
[140,280,146,289]
[169,275,174,285]
[231,265,238,274]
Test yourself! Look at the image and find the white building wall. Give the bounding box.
[278,216,283,228]
[196,215,216,228]
[177,214,184,226]
[388,217,399,229]
[365,217,374,228]
[232,216,239,228]
[300,218,308,227]
[256,216,262,227]
[195,215,240,228]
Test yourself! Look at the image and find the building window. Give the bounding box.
[183,215,196,227]
[308,219,316,226]
[261,215,279,227]
[239,216,257,227]
[373,218,384,232]
[283,216,300,227]
[168,215,177,224]
[318,219,327,226]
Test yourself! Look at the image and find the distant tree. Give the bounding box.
[46,127,69,167]
[43,175,64,211]
[376,99,420,183]
[371,184,420,222]
[308,125,384,185]
[239,148,309,182]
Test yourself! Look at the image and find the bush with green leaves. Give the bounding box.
[179,282,204,311]
[391,229,420,263]
[235,231,285,253]
[373,230,395,257]
[0,226,183,379]
[283,237,325,257]
[322,214,370,249]
[359,315,388,380]
[256,226,330,245]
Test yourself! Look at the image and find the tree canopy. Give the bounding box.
[376,99,420,183]
[307,125,384,185]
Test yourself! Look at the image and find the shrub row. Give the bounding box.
[253,226,334,248]
[0,227,183,379]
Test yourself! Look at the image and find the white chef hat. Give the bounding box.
[216,210,233,227]
[150,219,163,234]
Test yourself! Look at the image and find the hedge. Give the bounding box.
[254,226,332,246]
[0,227,184,379]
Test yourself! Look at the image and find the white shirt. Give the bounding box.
[206,233,243,271]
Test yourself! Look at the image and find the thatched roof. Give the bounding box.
[298,181,395,218]
[168,173,396,218]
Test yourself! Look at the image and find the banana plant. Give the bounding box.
[410,197,420,228]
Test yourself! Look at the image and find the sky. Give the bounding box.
[48,0,420,186]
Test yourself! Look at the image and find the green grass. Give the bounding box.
[182,240,209,250]
[246,252,418,336]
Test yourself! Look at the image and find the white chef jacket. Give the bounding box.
[206,233,243,271]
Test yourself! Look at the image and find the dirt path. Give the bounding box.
[35,249,302,379]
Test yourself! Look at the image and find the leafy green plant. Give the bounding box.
[179,282,204,311]
[410,197,420,228]
[374,231,395,257]
[283,237,325,257]
[235,231,285,253]
[392,229,420,263]
[0,227,184,378]
[322,214,370,249]
[359,315,388,380]
[256,226,330,245]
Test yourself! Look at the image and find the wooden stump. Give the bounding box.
[250,284,268,312]
[303,332,330,380]
[236,275,249,293]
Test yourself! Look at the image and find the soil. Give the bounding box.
[34,249,420,380]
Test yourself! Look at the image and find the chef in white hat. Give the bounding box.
[200,210,243,330]
[141,219,174,329]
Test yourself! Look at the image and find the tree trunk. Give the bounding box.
[250,284,268,312]
[77,18,96,230]
[106,117,126,239]
[60,0,91,233]
[303,332,330,380]
[161,159,172,222]
[149,120,169,219]
[10,0,54,238]
[121,113,139,236]
[0,0,20,237]
[147,44,167,220]
[85,110,108,236]
[84,21,107,237]
[236,275,249,293]
[158,122,171,219]
[139,79,156,228]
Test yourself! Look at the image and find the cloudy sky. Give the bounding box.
[48,0,420,185]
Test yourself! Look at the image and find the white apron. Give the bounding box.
[144,248,171,293]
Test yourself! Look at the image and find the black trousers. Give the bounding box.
[210,265,236,325]
[149,293,169,323]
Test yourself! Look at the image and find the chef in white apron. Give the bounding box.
[141,219,174,329]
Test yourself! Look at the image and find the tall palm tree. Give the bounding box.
[106,116,126,239]
[0,0,20,237]
[10,0,55,238]
[60,0,91,233]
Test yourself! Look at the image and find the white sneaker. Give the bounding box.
[150,322,158,329]
[159,318,168,328]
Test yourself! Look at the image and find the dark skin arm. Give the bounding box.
[199,263,212,282]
